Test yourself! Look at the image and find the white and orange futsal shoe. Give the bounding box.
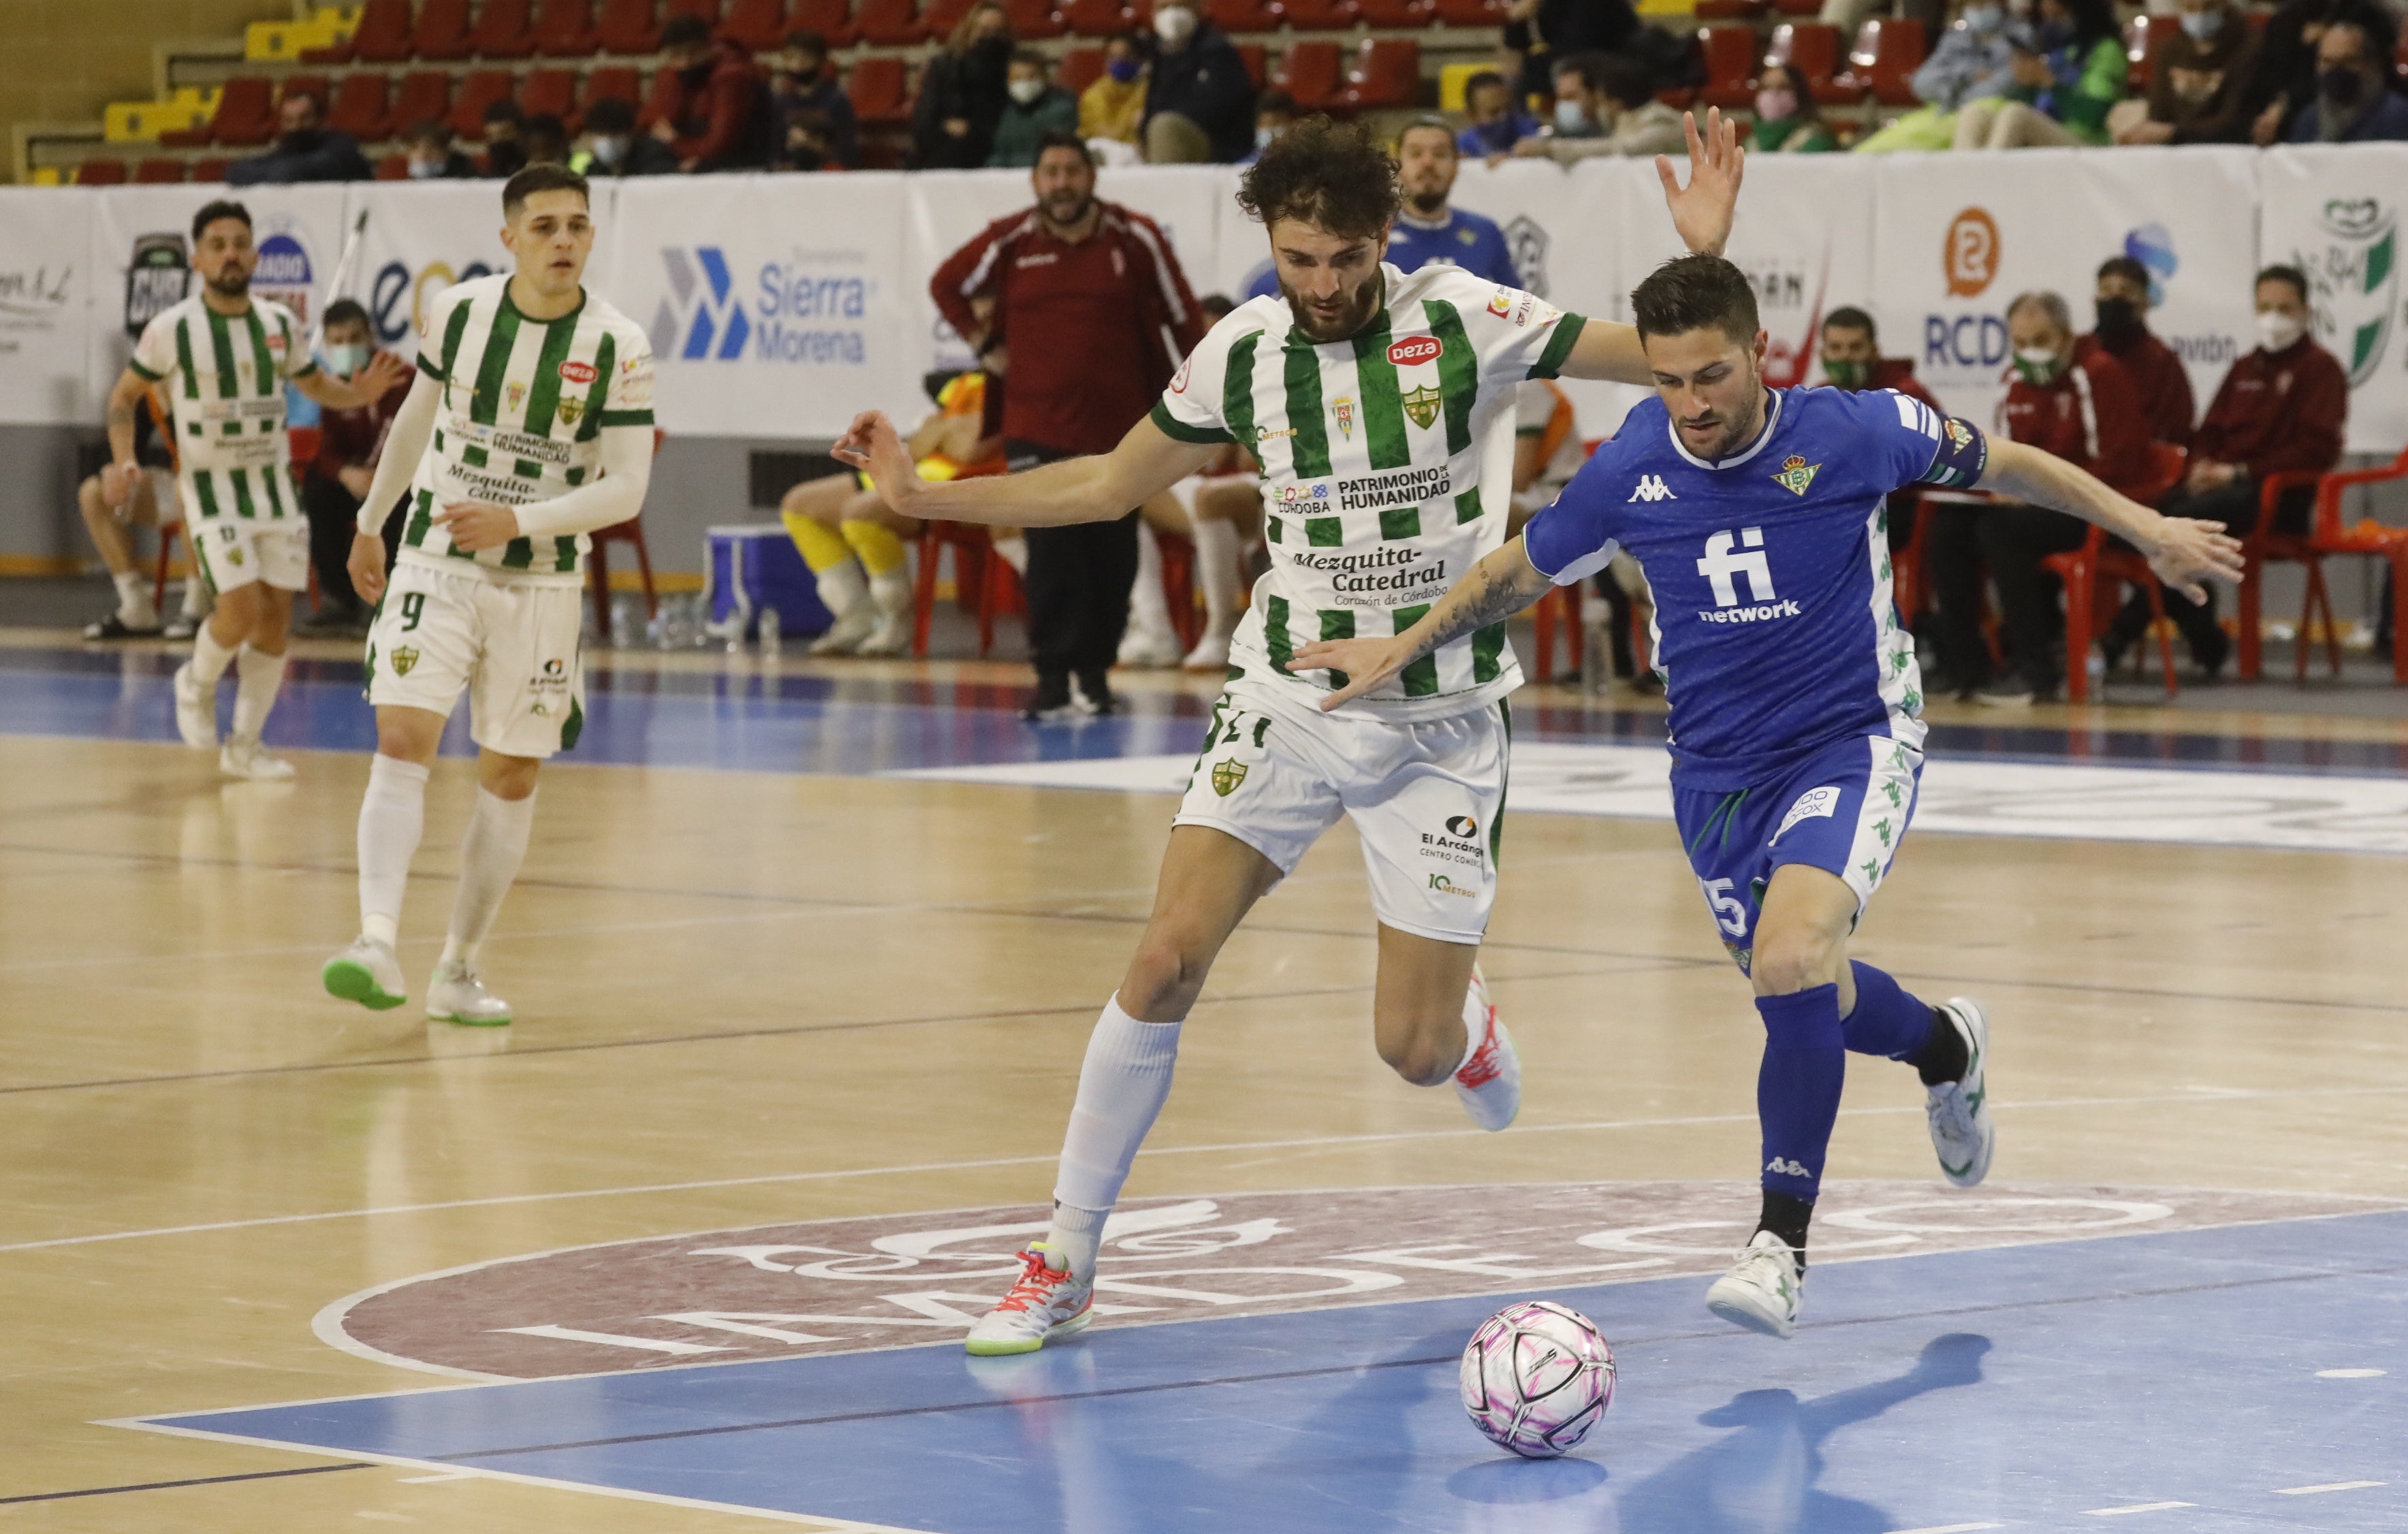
[1451,965,1521,1131]
[964,1243,1096,1357]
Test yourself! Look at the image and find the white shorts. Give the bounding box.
[366,560,587,760]
[1173,677,1509,945]
[190,517,306,594]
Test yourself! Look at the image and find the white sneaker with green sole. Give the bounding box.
[323,937,407,1011]
[426,960,513,1026]
[1707,1229,1805,1339]
[1927,997,1994,1187]
[964,1243,1094,1356]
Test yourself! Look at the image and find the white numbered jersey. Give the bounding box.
[402,274,655,586]
[1152,263,1586,720]
[127,294,315,522]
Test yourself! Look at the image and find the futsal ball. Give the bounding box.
[1459,1299,1616,1458]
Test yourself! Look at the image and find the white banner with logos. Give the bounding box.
[1869,146,2259,432]
[2259,144,2408,455]
[0,188,94,424]
[343,179,535,362]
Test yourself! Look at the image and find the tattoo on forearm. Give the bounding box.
[1419,560,1537,658]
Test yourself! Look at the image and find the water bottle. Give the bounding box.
[759,605,782,659]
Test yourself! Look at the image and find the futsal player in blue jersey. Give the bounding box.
[1295,254,2244,1339]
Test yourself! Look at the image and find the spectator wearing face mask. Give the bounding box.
[572,97,680,176]
[296,300,410,637]
[2076,256,2193,448]
[1953,0,2128,149]
[1854,0,2016,152]
[1142,0,1256,163]
[1515,52,1685,161]
[227,88,371,185]
[1749,62,1837,152]
[1457,70,1540,159]
[481,99,528,177]
[2112,0,2262,144]
[2283,11,2408,141]
[402,119,477,180]
[1239,90,1298,165]
[913,2,1015,168]
[770,30,859,168]
[650,13,770,170]
[1082,31,1152,145]
[991,50,1081,166]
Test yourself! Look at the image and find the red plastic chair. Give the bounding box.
[451,69,522,138]
[1004,0,1066,37]
[520,66,582,123]
[913,522,1025,658]
[279,74,334,118]
[1694,0,1760,18]
[386,70,455,133]
[597,0,664,52]
[1058,0,1130,35]
[666,0,724,23]
[189,157,231,182]
[1237,40,1267,86]
[720,0,791,46]
[1835,17,1925,106]
[1057,46,1107,93]
[787,0,857,44]
[133,157,187,182]
[324,0,419,63]
[1766,22,1841,101]
[583,64,644,113]
[1208,0,1281,29]
[328,72,394,140]
[162,76,276,147]
[2125,12,2181,93]
[1273,39,1344,110]
[1529,586,1585,684]
[848,55,913,124]
[2044,443,2189,702]
[533,0,602,54]
[853,0,927,44]
[1696,25,1758,110]
[414,0,477,59]
[1337,38,1419,110]
[1429,0,1504,23]
[76,159,129,185]
[1154,529,1204,652]
[1273,0,1359,29]
[471,0,537,55]
[1771,0,1819,14]
[1354,0,1432,26]
[923,0,978,37]
[2236,448,2408,682]
[377,153,409,178]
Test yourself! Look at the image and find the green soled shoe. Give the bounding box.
[323,938,407,1011]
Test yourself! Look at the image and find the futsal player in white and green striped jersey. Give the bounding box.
[836,112,1748,1355]
[102,199,409,780]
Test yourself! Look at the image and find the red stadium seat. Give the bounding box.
[451,69,521,138]
[133,157,186,183]
[1771,0,1818,14]
[720,0,790,47]
[76,159,129,185]
[1354,0,1433,27]
[1696,25,1757,110]
[1428,0,1504,27]
[1694,0,1759,18]
[1236,39,1266,86]
[853,0,927,44]
[583,65,644,113]
[328,72,394,140]
[334,0,417,63]
[279,74,332,117]
[2125,12,2180,92]
[413,0,476,59]
[386,70,455,134]
[1273,0,1358,29]
[847,54,912,123]
[1272,39,1344,109]
[534,0,602,54]
[473,0,538,56]
[597,0,663,52]
[377,153,409,178]
[520,66,581,122]
[638,65,682,127]
[1766,22,1841,99]
[161,76,276,147]
[1835,16,1924,105]
[1009,0,1066,36]
[1208,0,1280,30]
[1337,38,1419,108]
[1057,46,1106,93]
[1056,0,1129,33]
[787,0,857,43]
[302,0,375,61]
[924,0,978,37]
[665,0,723,25]
[189,156,230,181]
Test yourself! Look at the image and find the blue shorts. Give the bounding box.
[1673,734,1924,975]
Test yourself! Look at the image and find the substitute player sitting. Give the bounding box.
[321,165,656,1025]
[1295,254,2244,1339]
[836,112,1745,1355]
[103,199,409,778]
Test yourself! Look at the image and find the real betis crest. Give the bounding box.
[1772,453,1820,496]
[1401,383,1443,430]
[1210,758,1247,796]
[392,645,419,676]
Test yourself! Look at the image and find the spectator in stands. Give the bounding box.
[402,119,477,180]
[2102,265,2347,674]
[992,51,1081,166]
[1516,53,1686,161]
[2245,0,2339,146]
[930,133,1206,716]
[2078,255,2193,448]
[769,30,859,169]
[1142,0,1255,163]
[1081,31,1152,146]
[651,13,769,171]
[1925,290,2152,705]
[1818,307,1939,409]
[1240,91,1299,165]
[913,2,1015,168]
[1953,0,2127,148]
[1853,0,2016,153]
[1504,0,1641,107]
[778,110,842,171]
[521,113,571,168]
[76,396,207,641]
[2111,0,2262,144]
[1391,117,1520,285]
[226,87,370,185]
[2283,11,2408,141]
[481,100,528,178]
[296,300,410,637]
[1457,69,1540,159]
[574,98,680,176]
[1749,61,1838,152]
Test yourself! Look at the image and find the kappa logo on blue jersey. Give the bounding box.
[1696,527,1802,624]
[1628,475,1677,502]
[650,246,750,363]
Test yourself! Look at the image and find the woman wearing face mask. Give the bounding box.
[1952,0,2127,148]
[1747,61,1837,151]
[912,2,1016,169]
[1081,31,1152,146]
[2112,0,2262,143]
[989,50,1081,167]
[1852,0,2019,152]
[1140,0,1256,163]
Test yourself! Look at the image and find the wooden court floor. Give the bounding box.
[3,645,2407,1529]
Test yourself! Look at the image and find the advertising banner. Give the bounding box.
[2259,143,2408,454]
[1452,157,1632,440]
[0,188,95,425]
[339,179,524,362]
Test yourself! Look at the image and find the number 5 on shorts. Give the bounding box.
[1698,877,1747,937]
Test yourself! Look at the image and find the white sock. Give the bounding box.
[1127,522,1173,641]
[1455,976,1491,1077]
[191,623,237,686]
[1050,995,1183,1279]
[1047,1202,1109,1282]
[441,788,536,968]
[180,573,208,618]
[992,534,1028,577]
[814,561,867,620]
[1191,517,1241,630]
[114,571,156,625]
[868,569,912,618]
[358,754,430,948]
[229,645,286,744]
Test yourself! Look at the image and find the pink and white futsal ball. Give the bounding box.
[1458,1298,1617,1458]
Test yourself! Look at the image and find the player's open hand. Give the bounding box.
[434,500,522,552]
[1287,635,1416,712]
[354,350,411,402]
[1658,108,1744,258]
[2145,514,2247,605]
[831,410,923,511]
[349,531,390,606]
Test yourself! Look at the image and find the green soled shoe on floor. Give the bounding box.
[323,939,407,1012]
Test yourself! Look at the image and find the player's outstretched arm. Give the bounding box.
[347,371,443,606]
[834,409,1216,528]
[1290,538,1555,710]
[1557,108,1745,388]
[1978,438,2247,604]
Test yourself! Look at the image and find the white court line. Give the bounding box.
[394,1471,477,1484]
[2275,1481,2385,1495]
[2316,1368,2388,1378]
[8,1083,2407,1257]
[1886,1524,2006,1533]
[2083,1502,2195,1516]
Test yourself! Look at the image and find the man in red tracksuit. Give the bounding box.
[1926,289,2153,705]
[2101,263,2347,673]
[931,131,1205,717]
[2077,254,2196,450]
[650,16,766,172]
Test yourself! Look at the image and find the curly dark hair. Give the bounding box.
[1235,116,1399,240]
[1630,253,1760,343]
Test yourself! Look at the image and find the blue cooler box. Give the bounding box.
[705,524,833,639]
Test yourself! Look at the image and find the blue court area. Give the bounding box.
[139,1212,2407,1532]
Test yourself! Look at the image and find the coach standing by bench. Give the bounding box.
[931,131,1206,718]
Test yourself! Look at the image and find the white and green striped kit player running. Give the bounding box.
[127,291,315,596]
[1150,261,1586,944]
[362,273,654,759]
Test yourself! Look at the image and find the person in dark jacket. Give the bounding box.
[990,50,1081,166]
[2112,0,2262,143]
[1505,0,1642,105]
[573,97,682,176]
[2076,255,2195,449]
[481,99,528,177]
[1142,0,1255,163]
[401,119,478,180]
[650,14,768,170]
[227,89,371,185]
[913,2,1015,168]
[769,29,859,168]
[2282,12,2408,141]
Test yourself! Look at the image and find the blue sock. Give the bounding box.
[1756,983,1845,1201]
[1843,960,1937,1061]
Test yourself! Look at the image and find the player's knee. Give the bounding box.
[1751,923,1841,997]
[1374,1021,1455,1087]
[1122,928,1212,1020]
